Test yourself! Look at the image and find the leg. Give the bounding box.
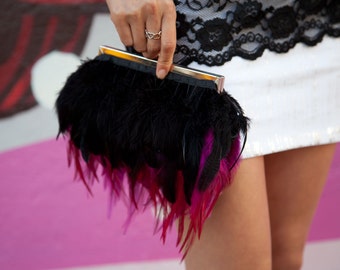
[265,143,336,270]
[185,156,272,270]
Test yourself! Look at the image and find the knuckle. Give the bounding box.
[144,1,157,15]
[122,38,133,47]
[110,13,119,24]
[116,31,133,46]
[158,54,173,65]
[111,13,127,27]
[134,45,147,53]
[125,12,139,22]
[162,41,176,53]
[158,59,172,66]
[163,1,176,14]
[111,8,140,23]
[143,52,157,60]
[148,43,161,53]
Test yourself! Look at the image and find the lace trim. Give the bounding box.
[174,0,340,66]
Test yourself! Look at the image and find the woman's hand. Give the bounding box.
[106,0,177,79]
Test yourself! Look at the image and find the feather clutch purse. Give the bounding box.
[56,46,249,254]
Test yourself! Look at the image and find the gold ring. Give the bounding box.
[145,29,162,40]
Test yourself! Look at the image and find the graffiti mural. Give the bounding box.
[0,0,107,118]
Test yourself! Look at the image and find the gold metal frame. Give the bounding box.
[99,45,225,93]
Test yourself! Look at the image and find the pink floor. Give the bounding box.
[0,139,339,270]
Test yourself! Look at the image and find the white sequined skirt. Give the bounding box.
[188,37,340,158]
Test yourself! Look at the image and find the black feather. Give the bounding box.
[55,53,249,205]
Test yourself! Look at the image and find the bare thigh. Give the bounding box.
[185,156,272,270]
[264,143,337,270]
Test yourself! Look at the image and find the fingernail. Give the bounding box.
[157,69,167,79]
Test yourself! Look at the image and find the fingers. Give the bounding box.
[143,4,162,59]
[129,19,147,53]
[106,0,146,52]
[106,0,176,79]
[106,0,131,46]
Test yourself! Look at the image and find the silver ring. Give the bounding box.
[145,29,162,40]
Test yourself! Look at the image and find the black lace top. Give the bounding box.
[174,0,340,66]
